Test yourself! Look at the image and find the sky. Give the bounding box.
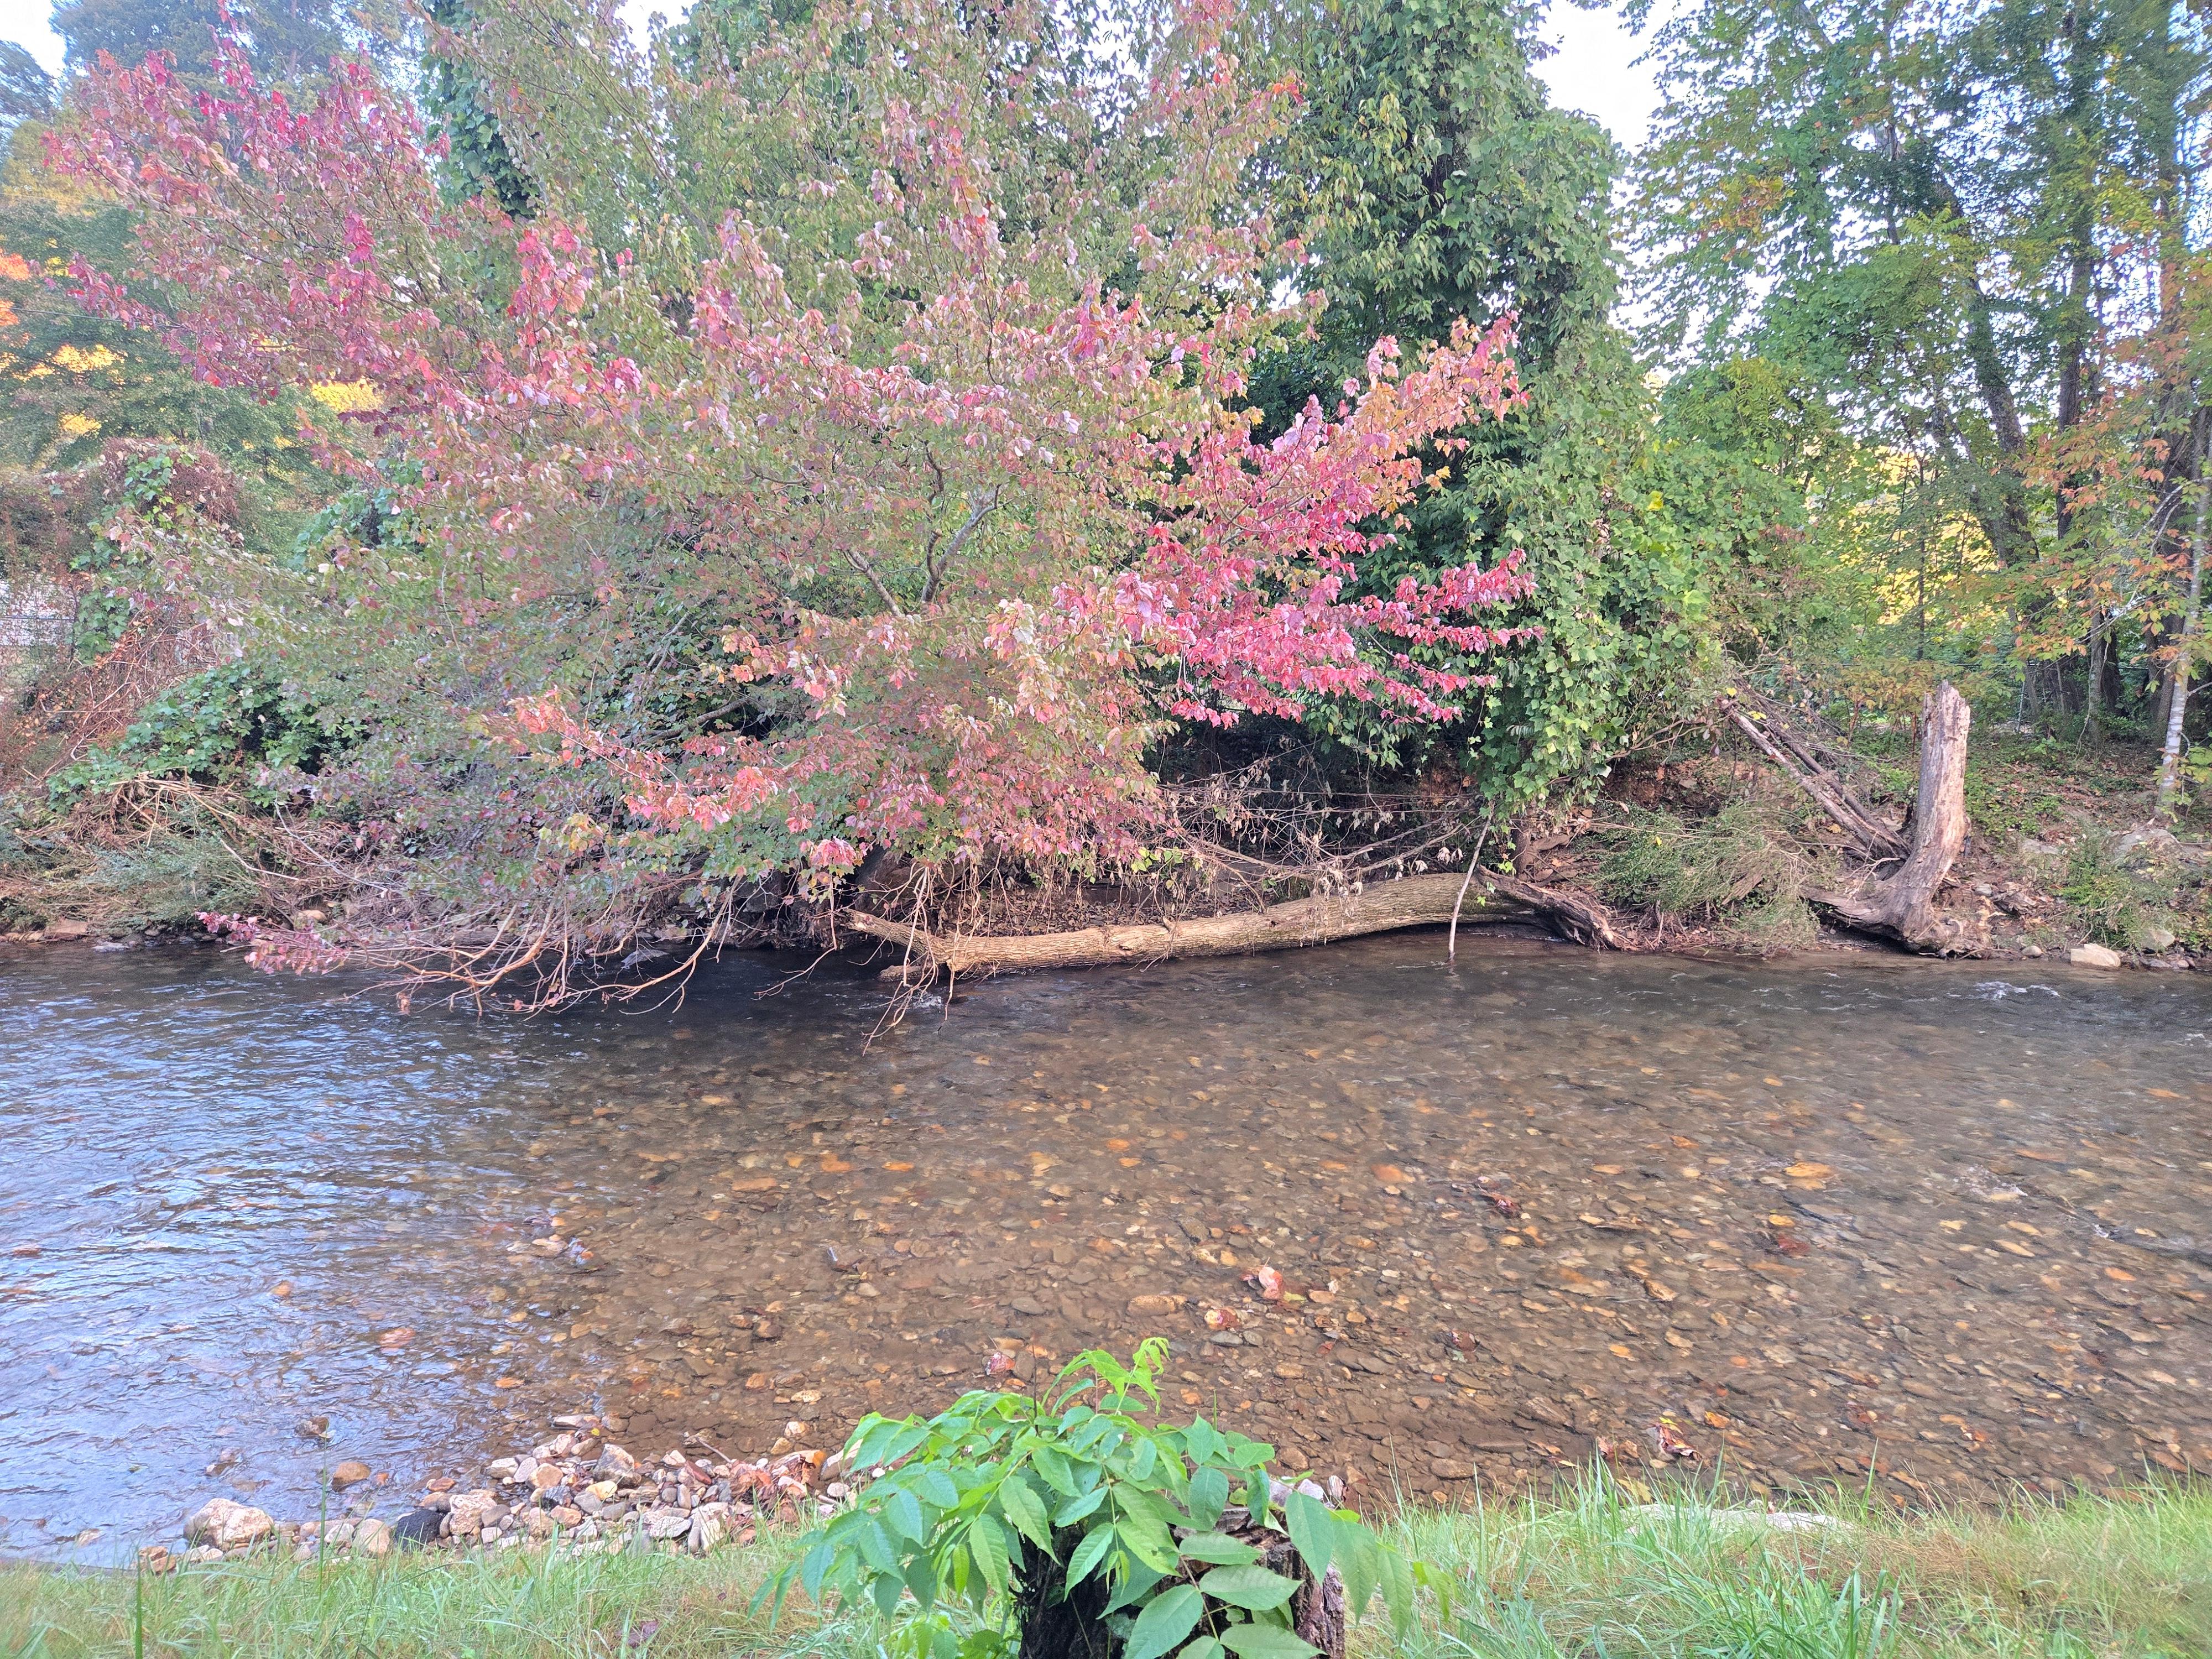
[0,0,1665,147]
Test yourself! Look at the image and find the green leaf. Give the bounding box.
[999,1474,1055,1554]
[857,1520,899,1575]
[1217,1625,1317,1659]
[1176,1532,1259,1566]
[1378,1540,1415,1634]
[871,1569,905,1619]
[1285,1493,1336,1582]
[799,1538,834,1601]
[1030,1442,1081,1497]
[1338,1528,1380,1620]
[1055,1486,1108,1527]
[1178,1640,1226,1659]
[969,1515,1011,1598]
[1117,1517,1182,1574]
[1066,1522,1116,1587]
[1123,1584,1206,1659]
[916,1468,961,1510]
[885,1488,926,1542]
[1197,1565,1299,1612]
[1124,1436,1159,1481]
[904,1553,938,1615]
[1103,1559,1165,1615]
[1186,1466,1230,1530]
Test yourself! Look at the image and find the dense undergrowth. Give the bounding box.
[6,1479,2208,1658]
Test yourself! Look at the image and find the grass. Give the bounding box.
[7,1477,2209,1659]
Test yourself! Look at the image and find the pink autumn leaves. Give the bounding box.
[51,0,1540,894]
[1126,324,1532,728]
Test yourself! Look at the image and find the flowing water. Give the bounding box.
[6,935,2212,1559]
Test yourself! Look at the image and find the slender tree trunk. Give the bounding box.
[2158,476,2211,811]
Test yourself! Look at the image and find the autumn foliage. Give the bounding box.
[49,0,1532,933]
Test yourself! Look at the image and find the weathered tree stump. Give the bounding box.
[1765,680,1984,954]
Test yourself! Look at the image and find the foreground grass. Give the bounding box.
[6,1478,2209,1658]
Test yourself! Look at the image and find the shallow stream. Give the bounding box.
[4,936,2210,1558]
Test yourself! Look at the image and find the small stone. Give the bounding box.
[329,1459,372,1491]
[2071,942,2124,969]
[645,1506,693,1541]
[184,1499,275,1551]
[1428,1458,1474,1480]
[486,1458,520,1480]
[521,1506,556,1538]
[351,1517,393,1557]
[551,1505,585,1527]
[688,1504,729,1552]
[1127,1293,1181,1314]
[182,1545,225,1565]
[1009,1296,1048,1316]
[531,1464,566,1491]
[595,1445,637,1476]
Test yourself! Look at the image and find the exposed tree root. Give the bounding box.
[843,868,1623,980]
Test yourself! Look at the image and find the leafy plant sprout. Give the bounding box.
[765,1340,1440,1659]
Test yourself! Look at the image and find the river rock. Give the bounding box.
[2071,943,2125,968]
[328,1459,372,1490]
[446,1490,497,1537]
[688,1504,729,1553]
[644,1506,693,1541]
[390,1508,444,1549]
[595,1444,637,1477]
[352,1517,392,1557]
[184,1499,275,1551]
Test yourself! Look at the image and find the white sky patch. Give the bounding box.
[1530,2,1662,150]
[0,0,63,73]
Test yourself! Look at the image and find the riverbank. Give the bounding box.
[8,1478,2210,1657]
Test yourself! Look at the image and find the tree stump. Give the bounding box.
[1801,681,1984,953]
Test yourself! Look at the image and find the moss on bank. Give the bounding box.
[7,1479,2209,1658]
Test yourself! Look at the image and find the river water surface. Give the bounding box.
[5,936,2211,1558]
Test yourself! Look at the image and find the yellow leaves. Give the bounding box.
[58,412,100,436]
[52,342,120,373]
[310,379,382,413]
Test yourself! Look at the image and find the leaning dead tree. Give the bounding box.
[1728,681,1983,955]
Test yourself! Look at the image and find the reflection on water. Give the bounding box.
[5,936,2211,1556]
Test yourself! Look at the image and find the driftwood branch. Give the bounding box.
[844,869,1625,979]
[1722,702,1907,861]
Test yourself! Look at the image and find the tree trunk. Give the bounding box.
[844,870,1621,980]
[1803,681,1982,953]
[2159,474,2211,811]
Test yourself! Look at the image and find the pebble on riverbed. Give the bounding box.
[148,1415,843,1572]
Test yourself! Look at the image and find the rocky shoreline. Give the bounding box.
[141,1415,847,1574]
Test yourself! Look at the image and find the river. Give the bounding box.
[4,935,2210,1558]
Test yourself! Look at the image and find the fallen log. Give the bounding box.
[1785,681,1984,954]
[843,868,1620,979]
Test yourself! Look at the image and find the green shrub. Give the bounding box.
[48,659,357,807]
[1598,795,1816,948]
[774,1340,1435,1659]
[2059,833,2176,951]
